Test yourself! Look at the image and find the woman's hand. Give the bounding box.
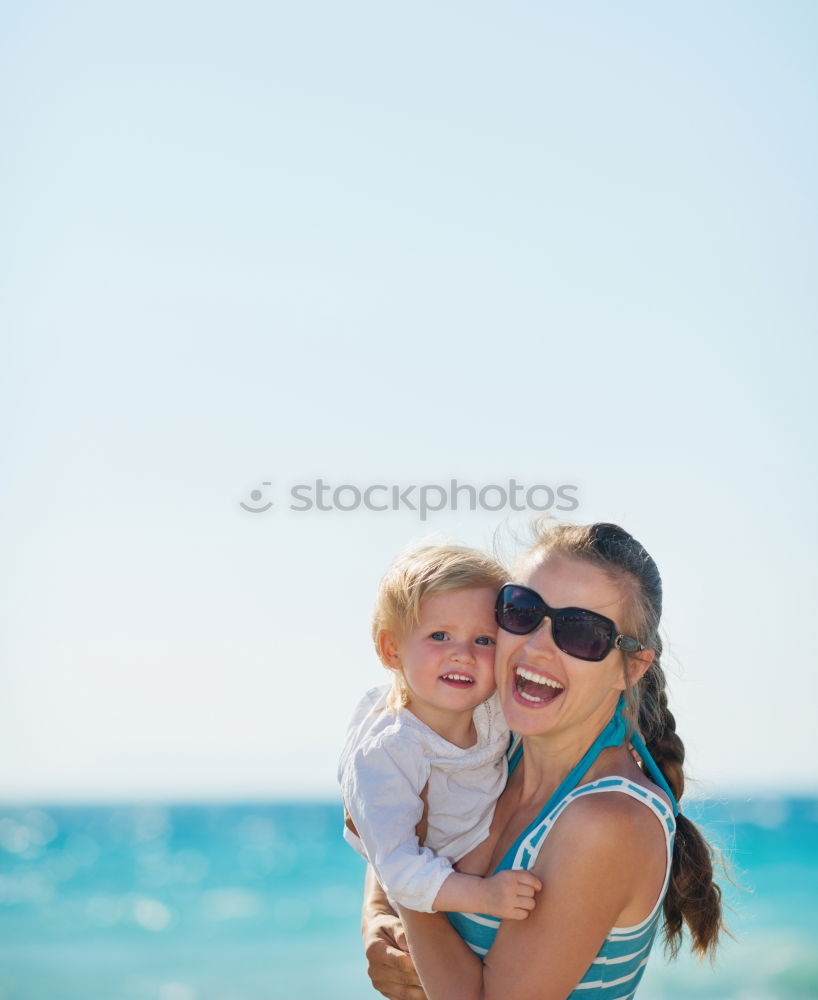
[363,866,426,1000]
[364,907,426,999]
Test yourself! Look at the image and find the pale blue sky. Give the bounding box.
[2,1,816,800]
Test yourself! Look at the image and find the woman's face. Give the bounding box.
[495,552,632,740]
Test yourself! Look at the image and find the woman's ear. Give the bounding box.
[627,648,655,687]
[377,630,402,670]
[615,648,655,692]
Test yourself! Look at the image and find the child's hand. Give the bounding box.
[482,869,542,920]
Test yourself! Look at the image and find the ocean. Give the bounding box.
[0,797,816,1000]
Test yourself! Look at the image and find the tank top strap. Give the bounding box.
[511,776,676,873]
[497,695,679,874]
[559,776,676,840]
[496,698,630,873]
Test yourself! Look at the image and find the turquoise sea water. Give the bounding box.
[0,797,816,1000]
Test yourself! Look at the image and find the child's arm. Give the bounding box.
[343,739,541,918]
[433,869,542,920]
[342,739,456,913]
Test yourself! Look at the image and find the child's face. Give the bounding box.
[389,587,498,725]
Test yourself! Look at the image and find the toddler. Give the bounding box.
[338,544,541,918]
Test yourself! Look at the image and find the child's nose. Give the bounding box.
[449,642,475,663]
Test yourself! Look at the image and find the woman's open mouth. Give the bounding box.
[513,665,564,706]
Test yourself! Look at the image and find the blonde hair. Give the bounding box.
[372,543,507,708]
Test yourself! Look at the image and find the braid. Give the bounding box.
[638,642,685,802]
[638,651,722,957]
[529,520,724,959]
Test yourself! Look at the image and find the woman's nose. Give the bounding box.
[524,618,558,657]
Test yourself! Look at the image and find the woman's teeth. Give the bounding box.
[514,666,564,703]
[515,666,564,689]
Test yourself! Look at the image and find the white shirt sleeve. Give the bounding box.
[341,732,455,913]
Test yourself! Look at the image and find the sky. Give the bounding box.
[1,1,817,802]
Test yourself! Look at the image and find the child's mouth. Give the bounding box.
[513,666,564,706]
[440,673,475,688]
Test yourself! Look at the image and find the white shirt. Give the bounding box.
[338,684,509,912]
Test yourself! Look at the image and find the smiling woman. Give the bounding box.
[363,522,724,1000]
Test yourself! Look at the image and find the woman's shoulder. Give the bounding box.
[537,776,673,869]
[557,783,649,835]
[576,771,675,816]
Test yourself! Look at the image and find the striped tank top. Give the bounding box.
[447,774,676,999]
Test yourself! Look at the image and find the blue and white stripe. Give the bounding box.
[447,777,676,999]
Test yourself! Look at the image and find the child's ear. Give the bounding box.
[377,630,402,670]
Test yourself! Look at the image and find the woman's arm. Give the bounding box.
[362,865,427,1000]
[397,906,484,1000]
[399,793,663,1000]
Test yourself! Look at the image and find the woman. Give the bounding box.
[362,521,722,1000]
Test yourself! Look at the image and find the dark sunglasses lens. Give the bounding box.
[496,586,544,634]
[554,612,614,661]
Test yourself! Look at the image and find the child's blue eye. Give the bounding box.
[430,631,447,641]
[475,635,496,646]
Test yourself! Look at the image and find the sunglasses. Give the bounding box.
[494,584,645,662]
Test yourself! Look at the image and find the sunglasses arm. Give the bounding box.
[614,635,645,653]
